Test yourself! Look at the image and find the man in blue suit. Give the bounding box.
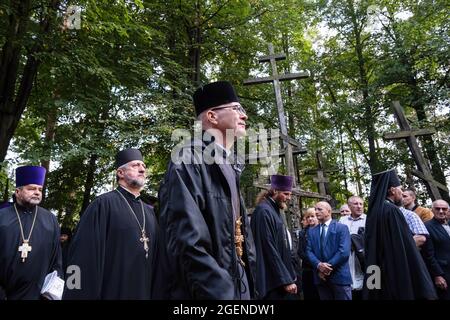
[306,201,352,300]
[423,200,450,300]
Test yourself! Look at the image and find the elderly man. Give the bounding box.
[0,166,62,299]
[363,169,436,300]
[339,196,366,299]
[158,81,256,299]
[339,204,351,217]
[423,200,450,300]
[64,148,160,299]
[306,201,352,300]
[251,174,297,300]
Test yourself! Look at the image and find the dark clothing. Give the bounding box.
[0,204,62,299]
[298,228,319,300]
[317,283,352,300]
[61,242,70,275]
[363,169,437,300]
[64,186,160,300]
[251,198,296,299]
[158,138,256,299]
[423,218,450,299]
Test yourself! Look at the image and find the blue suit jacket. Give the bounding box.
[423,218,450,279]
[306,220,352,285]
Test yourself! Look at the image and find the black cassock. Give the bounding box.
[364,170,437,300]
[63,186,160,300]
[251,198,296,299]
[0,204,62,300]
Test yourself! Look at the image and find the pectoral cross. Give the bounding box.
[234,218,245,266]
[140,231,150,259]
[18,240,32,262]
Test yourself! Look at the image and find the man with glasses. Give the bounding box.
[158,81,257,299]
[423,200,450,299]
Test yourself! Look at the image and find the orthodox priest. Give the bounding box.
[363,169,437,300]
[158,81,257,299]
[64,149,160,299]
[0,166,62,299]
[251,174,297,299]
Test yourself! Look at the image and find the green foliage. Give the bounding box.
[1,0,448,224]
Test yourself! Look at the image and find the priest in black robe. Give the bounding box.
[158,81,257,299]
[63,149,161,300]
[0,166,62,300]
[363,169,437,300]
[251,175,297,300]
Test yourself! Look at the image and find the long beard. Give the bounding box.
[277,200,288,210]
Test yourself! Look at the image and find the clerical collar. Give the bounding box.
[117,185,141,200]
[14,202,37,214]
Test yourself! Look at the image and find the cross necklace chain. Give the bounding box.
[14,204,38,262]
[115,189,150,259]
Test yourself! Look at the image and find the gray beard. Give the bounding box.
[125,176,145,189]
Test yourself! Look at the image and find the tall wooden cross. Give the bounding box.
[244,43,320,230]
[244,43,310,183]
[383,101,449,200]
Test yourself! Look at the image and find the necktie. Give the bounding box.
[320,223,326,258]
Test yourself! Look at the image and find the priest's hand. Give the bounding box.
[283,283,297,294]
[434,276,447,290]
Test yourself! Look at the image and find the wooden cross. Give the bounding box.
[383,101,449,200]
[243,43,313,230]
[305,150,338,197]
[244,43,310,182]
[18,240,32,262]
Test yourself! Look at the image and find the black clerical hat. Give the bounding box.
[368,168,401,214]
[115,148,143,169]
[193,81,239,116]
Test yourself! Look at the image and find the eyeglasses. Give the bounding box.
[210,104,246,115]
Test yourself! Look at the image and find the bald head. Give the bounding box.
[315,201,332,223]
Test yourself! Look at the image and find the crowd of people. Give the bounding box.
[0,81,449,300]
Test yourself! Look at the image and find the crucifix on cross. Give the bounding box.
[18,240,32,262]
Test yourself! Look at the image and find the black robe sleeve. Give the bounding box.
[63,197,109,299]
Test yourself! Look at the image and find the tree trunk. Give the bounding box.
[348,0,379,173]
[0,0,60,162]
[40,102,58,202]
[188,1,202,85]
